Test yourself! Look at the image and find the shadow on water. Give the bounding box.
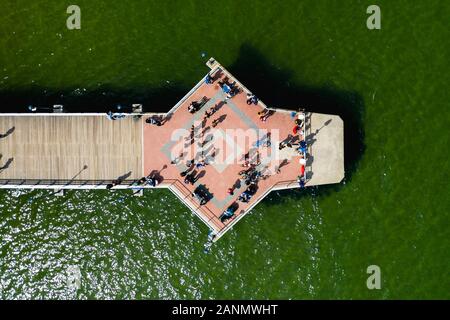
[0,44,364,200]
[229,44,365,177]
[0,84,190,114]
[226,44,365,202]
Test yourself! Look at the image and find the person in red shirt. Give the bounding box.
[300,164,305,175]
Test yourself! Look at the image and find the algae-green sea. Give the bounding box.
[0,0,448,299]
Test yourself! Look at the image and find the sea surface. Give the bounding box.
[0,0,448,299]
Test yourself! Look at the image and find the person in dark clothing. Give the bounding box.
[297,175,305,188]
[220,207,235,222]
[147,177,158,187]
[246,93,258,105]
[205,74,213,84]
[106,179,120,189]
[145,117,162,126]
[184,172,196,185]
[188,100,203,113]
[238,191,251,203]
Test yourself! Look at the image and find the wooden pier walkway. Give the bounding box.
[0,115,143,181]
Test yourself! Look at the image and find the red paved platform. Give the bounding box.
[143,63,306,235]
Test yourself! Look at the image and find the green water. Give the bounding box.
[0,0,449,299]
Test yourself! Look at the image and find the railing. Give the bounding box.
[213,178,301,241]
[162,179,224,232]
[0,179,134,185]
[205,58,309,181]
[206,59,299,116]
[202,59,312,240]
[0,112,152,117]
[304,111,312,182]
[0,179,161,191]
[164,73,211,117]
[0,176,224,229]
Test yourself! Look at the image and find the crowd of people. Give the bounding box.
[106,172,160,190]
[103,69,309,234]
[145,71,308,226]
[218,76,241,100]
[188,97,209,114]
[292,111,307,187]
[104,71,312,255]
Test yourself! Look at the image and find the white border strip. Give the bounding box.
[0,112,151,117]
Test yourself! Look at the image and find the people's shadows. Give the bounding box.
[260,110,275,121]
[204,147,218,164]
[0,157,14,171]
[282,134,299,146]
[232,179,241,190]
[195,170,206,182]
[61,165,88,186]
[202,144,215,158]
[305,118,332,146]
[211,101,226,114]
[201,134,214,147]
[0,126,15,139]
[228,44,365,186]
[276,159,289,173]
[305,132,317,146]
[117,171,132,182]
[216,114,227,125]
[161,112,173,124]
[147,165,167,182]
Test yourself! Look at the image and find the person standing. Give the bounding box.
[145,117,162,126]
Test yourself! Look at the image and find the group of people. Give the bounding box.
[106,173,159,190]
[176,74,309,224]
[275,111,308,188]
[180,158,208,185]
[220,203,240,223]
[145,115,164,126]
[278,134,294,150]
[182,171,197,185]
[222,169,262,221]
[137,175,159,187]
[223,165,262,205]
[239,166,262,186]
[238,184,258,203]
[242,150,260,168]
[292,112,305,136]
[294,111,307,188]
[218,77,241,99]
[246,93,258,105]
[203,101,223,123]
[257,109,273,122]
[188,97,208,114]
[106,111,126,121]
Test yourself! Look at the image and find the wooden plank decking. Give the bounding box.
[0,115,143,181]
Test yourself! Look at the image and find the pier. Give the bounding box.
[0,59,344,241]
